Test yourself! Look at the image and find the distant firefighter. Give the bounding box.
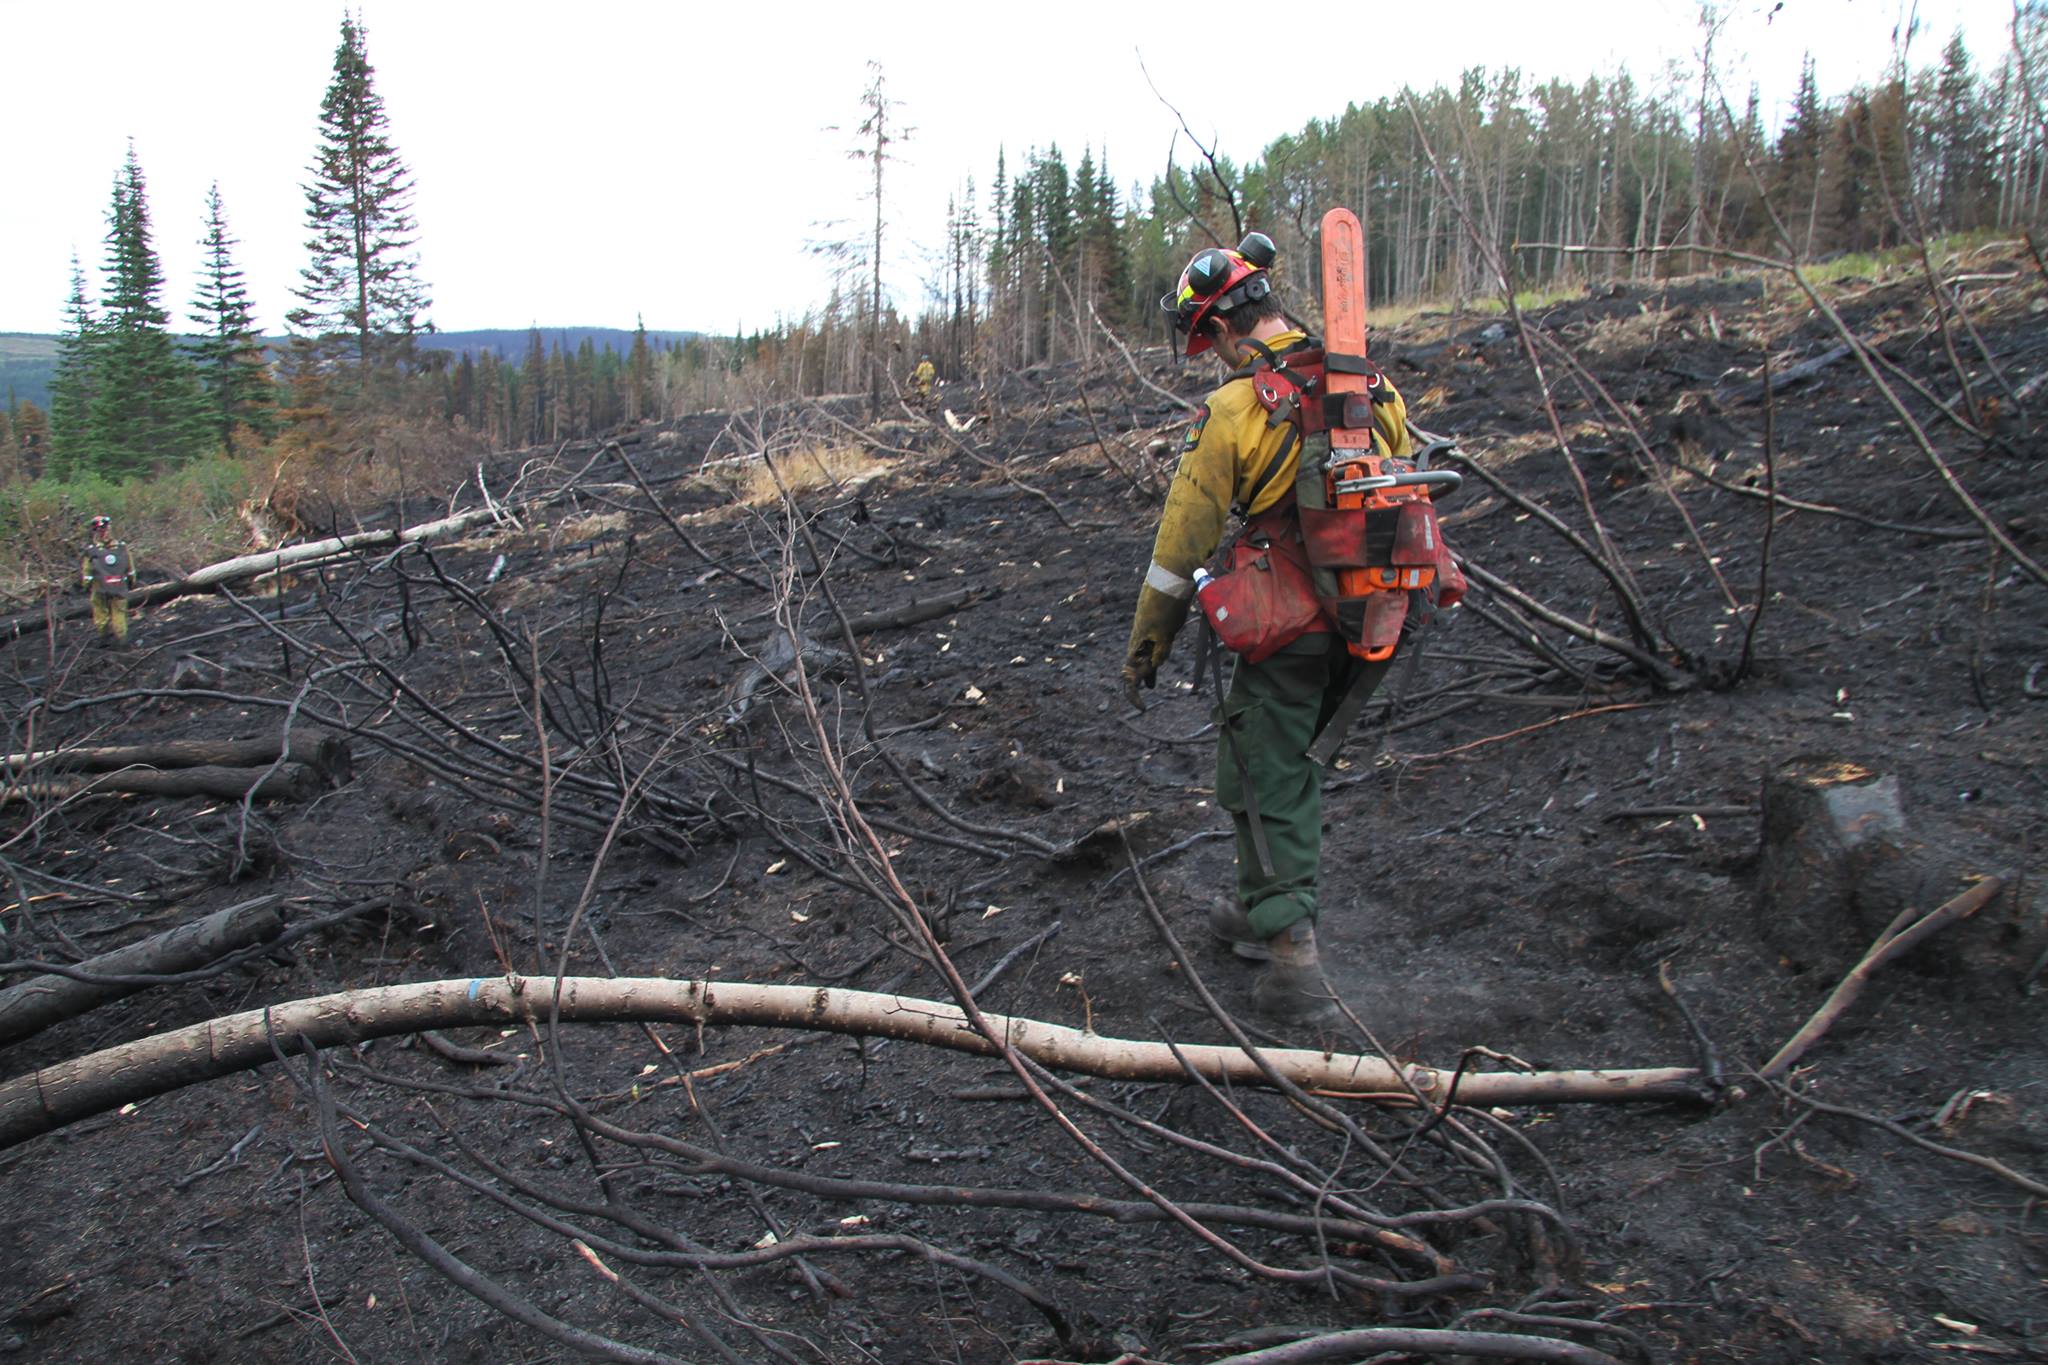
[912,354,937,402]
[79,515,138,647]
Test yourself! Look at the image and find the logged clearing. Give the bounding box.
[2,260,2044,1364]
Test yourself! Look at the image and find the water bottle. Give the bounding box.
[1192,567,1227,624]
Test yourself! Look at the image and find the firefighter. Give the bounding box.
[1121,239,1414,1024]
[79,515,138,647]
[911,354,937,403]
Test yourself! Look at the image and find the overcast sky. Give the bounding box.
[0,0,2017,338]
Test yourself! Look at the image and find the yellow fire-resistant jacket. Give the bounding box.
[1123,331,1412,678]
[80,540,138,598]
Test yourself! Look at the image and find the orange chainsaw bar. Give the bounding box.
[1319,206,1433,660]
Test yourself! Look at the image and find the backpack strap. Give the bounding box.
[1233,425,1297,519]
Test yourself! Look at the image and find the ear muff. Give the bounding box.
[1183,248,1237,297]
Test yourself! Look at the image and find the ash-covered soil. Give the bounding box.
[3,260,2044,1364]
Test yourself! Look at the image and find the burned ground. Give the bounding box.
[1,258,2044,1364]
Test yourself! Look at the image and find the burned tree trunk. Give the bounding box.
[4,730,350,783]
[1,764,324,806]
[0,895,287,1046]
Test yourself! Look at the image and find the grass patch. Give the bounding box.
[705,444,888,507]
[1467,284,1587,316]
[0,450,271,606]
[1780,230,2019,289]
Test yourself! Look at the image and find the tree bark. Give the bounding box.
[0,764,322,806]
[0,896,287,1047]
[1716,342,1854,405]
[844,587,985,634]
[4,729,349,782]
[0,974,1704,1149]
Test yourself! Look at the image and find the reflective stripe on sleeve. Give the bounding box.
[1145,561,1194,600]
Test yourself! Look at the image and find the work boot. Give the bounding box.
[1207,899,1270,960]
[1249,920,1340,1025]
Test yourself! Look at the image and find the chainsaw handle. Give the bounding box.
[1330,469,1464,498]
[1414,437,1460,469]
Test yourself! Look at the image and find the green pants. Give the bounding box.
[1214,633,1378,939]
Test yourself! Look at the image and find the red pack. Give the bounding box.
[1194,525,1328,664]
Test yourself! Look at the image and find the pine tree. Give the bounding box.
[47,259,101,481]
[190,182,277,450]
[289,15,431,371]
[90,146,209,478]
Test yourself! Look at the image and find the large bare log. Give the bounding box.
[0,763,321,806]
[1715,342,1854,405]
[0,895,287,1046]
[4,729,349,782]
[0,975,1703,1149]
[0,498,528,643]
[844,586,987,634]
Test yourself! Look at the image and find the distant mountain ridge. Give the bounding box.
[0,333,60,411]
[0,326,704,412]
[420,327,702,364]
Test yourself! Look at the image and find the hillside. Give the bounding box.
[0,256,2042,1363]
[0,333,58,410]
[0,326,702,415]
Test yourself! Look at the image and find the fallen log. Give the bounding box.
[1716,342,1853,405]
[0,895,287,1047]
[0,494,540,644]
[4,729,349,782]
[0,763,322,806]
[1196,1327,1624,1364]
[0,974,1704,1149]
[844,586,987,634]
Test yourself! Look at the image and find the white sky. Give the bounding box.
[0,0,2017,337]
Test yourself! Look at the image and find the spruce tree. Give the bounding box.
[521,328,546,444]
[47,259,101,481]
[90,146,209,478]
[1778,55,1827,256]
[190,183,277,450]
[290,15,431,371]
[628,318,652,424]
[1931,34,1991,230]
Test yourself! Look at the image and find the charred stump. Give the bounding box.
[1754,756,1923,973]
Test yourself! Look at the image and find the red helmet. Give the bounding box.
[89,515,113,534]
[1160,233,1276,356]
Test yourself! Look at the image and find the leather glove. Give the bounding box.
[1122,579,1189,711]
[1121,641,1157,711]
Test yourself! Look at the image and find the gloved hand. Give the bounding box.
[1122,581,1188,711]
[1121,640,1160,711]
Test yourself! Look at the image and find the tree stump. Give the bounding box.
[1755,756,1920,973]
